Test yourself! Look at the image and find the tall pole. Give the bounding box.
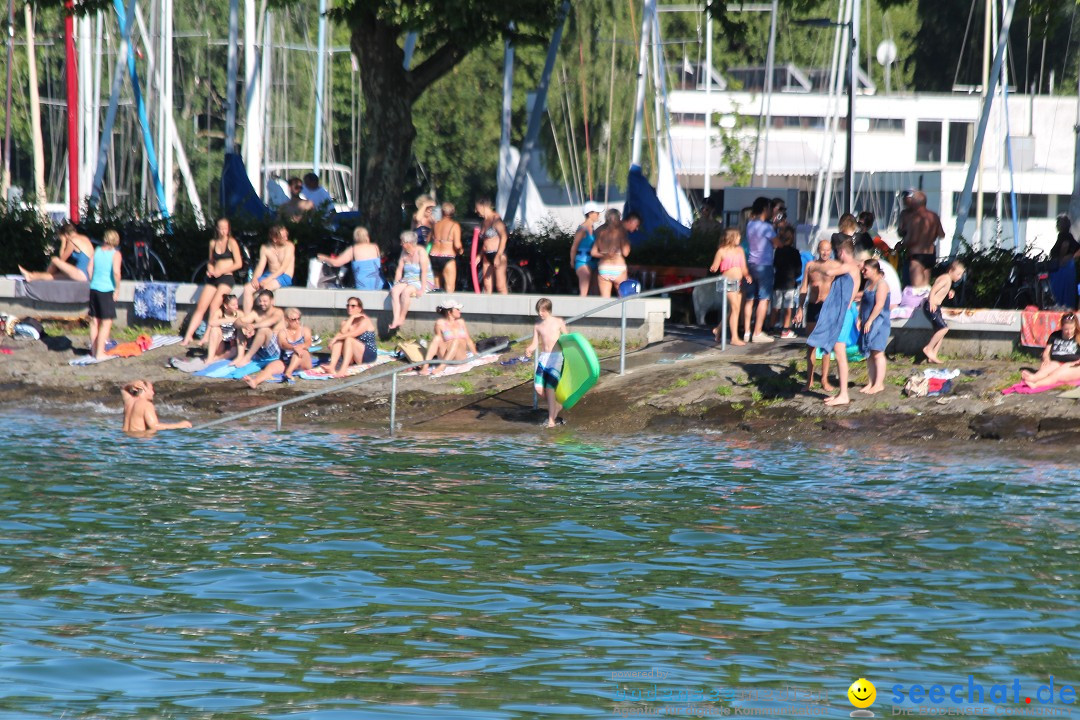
[25,3,45,207]
[3,0,16,198]
[845,0,858,214]
[162,0,173,211]
[64,0,79,219]
[242,0,260,191]
[224,0,239,153]
[503,0,570,226]
[703,7,712,198]
[1070,58,1080,229]
[953,0,1017,251]
[630,0,654,167]
[760,0,778,188]
[496,28,514,214]
[975,0,991,243]
[313,0,327,174]
[79,14,92,200]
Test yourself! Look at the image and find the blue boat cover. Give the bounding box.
[622,165,691,245]
[220,153,272,221]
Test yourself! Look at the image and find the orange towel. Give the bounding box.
[106,333,153,357]
[1020,309,1064,348]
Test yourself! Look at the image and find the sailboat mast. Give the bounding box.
[630,0,653,168]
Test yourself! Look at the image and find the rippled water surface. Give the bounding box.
[1,412,1077,719]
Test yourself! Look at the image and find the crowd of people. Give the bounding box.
[701,193,977,406]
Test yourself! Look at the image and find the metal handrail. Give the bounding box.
[191,274,730,434]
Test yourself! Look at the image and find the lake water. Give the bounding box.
[1,410,1077,719]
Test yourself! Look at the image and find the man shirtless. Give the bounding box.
[232,289,286,367]
[243,225,295,312]
[122,380,191,434]
[278,177,314,222]
[898,190,944,288]
[795,237,834,390]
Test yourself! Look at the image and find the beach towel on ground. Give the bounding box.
[106,334,153,357]
[298,355,391,380]
[430,353,501,377]
[68,354,118,366]
[1001,378,1080,395]
[133,282,178,322]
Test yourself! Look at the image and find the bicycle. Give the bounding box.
[993,254,1056,310]
[120,228,168,281]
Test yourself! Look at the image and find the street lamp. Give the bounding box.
[796,16,856,215]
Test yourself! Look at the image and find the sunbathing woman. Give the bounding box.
[122,380,191,434]
[203,293,241,364]
[326,297,378,376]
[591,209,631,298]
[388,231,434,330]
[708,228,751,346]
[1021,312,1080,387]
[181,217,242,345]
[316,226,385,291]
[420,299,477,376]
[20,222,95,282]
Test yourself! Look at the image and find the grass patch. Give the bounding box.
[657,377,691,395]
[992,371,1022,392]
[750,389,763,404]
[481,365,504,377]
[732,374,749,386]
[450,380,475,395]
[887,373,910,386]
[715,384,733,397]
[114,324,175,341]
[690,370,717,381]
[731,402,744,411]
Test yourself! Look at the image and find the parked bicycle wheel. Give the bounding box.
[122,249,167,281]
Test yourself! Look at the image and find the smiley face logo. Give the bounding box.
[848,678,876,714]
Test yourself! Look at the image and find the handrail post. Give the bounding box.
[389,372,398,436]
[721,281,728,351]
[276,406,282,431]
[619,300,627,375]
[532,354,539,409]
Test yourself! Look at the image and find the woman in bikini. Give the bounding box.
[182,217,242,346]
[316,225,385,290]
[388,231,435,330]
[591,209,631,298]
[203,293,242,364]
[420,299,477,376]
[20,222,96,283]
[708,228,752,346]
[569,202,602,296]
[474,196,508,294]
[429,202,462,291]
[327,297,378,376]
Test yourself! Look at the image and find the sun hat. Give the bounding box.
[583,201,603,216]
[436,299,464,311]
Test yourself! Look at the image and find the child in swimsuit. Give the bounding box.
[525,297,570,428]
[708,228,752,346]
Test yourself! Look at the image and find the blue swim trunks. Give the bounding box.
[259,272,293,288]
[534,351,563,391]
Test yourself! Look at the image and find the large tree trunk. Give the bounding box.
[351,14,414,250]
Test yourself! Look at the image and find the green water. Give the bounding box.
[0,411,1077,719]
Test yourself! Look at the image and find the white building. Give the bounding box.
[667,65,1078,254]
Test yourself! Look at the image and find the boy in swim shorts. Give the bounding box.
[525,297,570,428]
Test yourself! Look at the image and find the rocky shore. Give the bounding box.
[2,329,1077,446]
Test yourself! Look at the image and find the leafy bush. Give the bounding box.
[0,202,58,274]
[951,241,1021,308]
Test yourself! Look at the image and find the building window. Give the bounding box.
[869,118,904,132]
[948,121,973,164]
[916,121,942,162]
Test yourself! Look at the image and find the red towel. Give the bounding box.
[1020,308,1065,348]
